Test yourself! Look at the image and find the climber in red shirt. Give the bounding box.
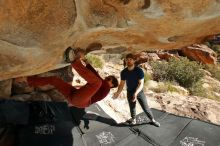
[25,48,118,108]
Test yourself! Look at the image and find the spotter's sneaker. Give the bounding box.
[150,120,160,127]
[128,118,136,125]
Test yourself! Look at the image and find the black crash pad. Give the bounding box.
[0,100,29,125]
[70,103,117,134]
[0,100,219,146]
[16,101,84,146]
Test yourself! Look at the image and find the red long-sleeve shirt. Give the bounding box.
[91,80,110,104]
[27,62,110,108]
[86,64,110,104]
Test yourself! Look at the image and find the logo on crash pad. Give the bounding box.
[136,115,149,123]
[34,124,56,135]
[180,137,205,146]
[96,131,115,144]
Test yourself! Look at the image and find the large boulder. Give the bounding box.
[181,44,217,64]
[0,0,220,80]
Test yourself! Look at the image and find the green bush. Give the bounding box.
[144,71,152,84]
[150,57,205,88]
[149,60,170,82]
[189,80,220,101]
[86,54,104,69]
[189,80,208,97]
[152,82,179,93]
[164,82,179,93]
[212,45,220,55]
[205,64,220,81]
[205,41,220,56]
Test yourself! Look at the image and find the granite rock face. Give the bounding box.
[0,0,220,80]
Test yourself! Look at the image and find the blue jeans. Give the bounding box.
[127,90,154,120]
